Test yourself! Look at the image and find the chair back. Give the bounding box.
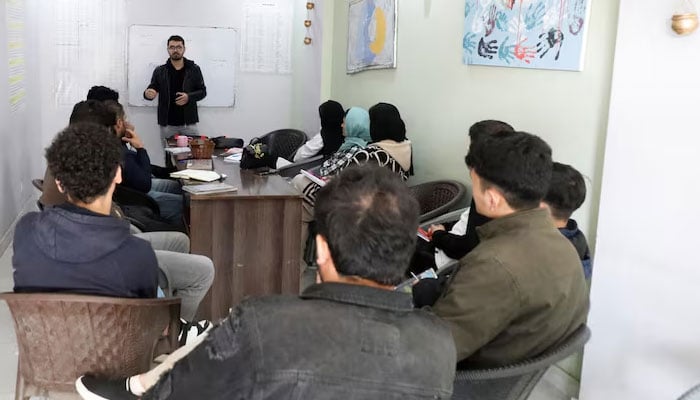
[679,384,700,400]
[452,324,591,400]
[0,292,180,394]
[113,185,161,216]
[261,129,308,161]
[31,179,43,192]
[409,180,467,223]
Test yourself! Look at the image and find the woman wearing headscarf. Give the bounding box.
[319,107,371,177]
[292,100,345,162]
[349,102,413,180]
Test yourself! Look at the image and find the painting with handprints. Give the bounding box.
[463,0,590,71]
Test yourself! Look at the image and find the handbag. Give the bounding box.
[211,136,244,149]
[240,138,278,169]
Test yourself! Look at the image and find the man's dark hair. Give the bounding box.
[86,86,119,102]
[315,165,419,286]
[466,130,552,210]
[544,162,586,221]
[46,123,122,204]
[102,100,125,120]
[167,35,185,46]
[69,100,117,127]
[468,120,514,144]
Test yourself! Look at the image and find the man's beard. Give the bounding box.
[170,53,182,61]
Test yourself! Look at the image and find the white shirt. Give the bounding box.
[434,207,470,269]
[293,132,324,162]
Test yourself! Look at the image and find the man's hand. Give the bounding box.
[428,224,446,236]
[122,128,144,149]
[175,92,189,106]
[144,88,158,100]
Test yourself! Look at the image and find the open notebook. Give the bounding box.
[170,169,222,182]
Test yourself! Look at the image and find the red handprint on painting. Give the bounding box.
[514,38,536,64]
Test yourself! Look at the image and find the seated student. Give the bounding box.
[318,106,371,177]
[14,123,158,298]
[294,102,413,215]
[292,100,345,162]
[542,162,593,280]
[76,165,457,400]
[410,120,514,275]
[431,130,589,367]
[37,100,214,330]
[102,100,184,226]
[87,85,119,102]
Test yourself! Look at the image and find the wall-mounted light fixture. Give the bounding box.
[672,0,698,35]
[304,2,315,45]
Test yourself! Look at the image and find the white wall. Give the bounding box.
[0,0,44,252]
[327,0,620,244]
[31,0,325,165]
[580,1,700,399]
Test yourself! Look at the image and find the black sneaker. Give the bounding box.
[178,319,211,346]
[75,375,138,400]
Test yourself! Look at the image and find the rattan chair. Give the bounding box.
[452,324,591,400]
[261,129,308,161]
[409,180,467,223]
[1,293,180,399]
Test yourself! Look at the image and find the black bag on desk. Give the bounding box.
[212,136,244,149]
[240,139,278,170]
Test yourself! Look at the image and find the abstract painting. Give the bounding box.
[347,0,397,74]
[463,0,590,71]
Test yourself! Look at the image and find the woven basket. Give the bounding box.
[189,139,215,159]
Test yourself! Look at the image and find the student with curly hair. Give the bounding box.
[13,123,159,298]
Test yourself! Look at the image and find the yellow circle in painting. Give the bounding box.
[369,7,387,55]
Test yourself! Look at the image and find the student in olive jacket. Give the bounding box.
[432,131,589,367]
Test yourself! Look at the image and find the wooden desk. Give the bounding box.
[188,158,302,320]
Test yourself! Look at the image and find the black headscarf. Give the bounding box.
[368,102,413,176]
[368,102,406,143]
[318,100,345,156]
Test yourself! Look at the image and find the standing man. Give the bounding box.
[143,35,206,141]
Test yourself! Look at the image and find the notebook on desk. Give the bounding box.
[170,169,222,182]
[186,159,214,170]
[182,182,237,195]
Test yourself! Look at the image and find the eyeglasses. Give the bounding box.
[168,45,184,51]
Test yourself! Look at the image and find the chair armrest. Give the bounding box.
[277,155,325,178]
[456,325,591,380]
[421,207,469,229]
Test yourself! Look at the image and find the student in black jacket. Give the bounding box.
[13,123,158,298]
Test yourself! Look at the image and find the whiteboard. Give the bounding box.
[128,25,237,107]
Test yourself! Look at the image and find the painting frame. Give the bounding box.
[462,0,591,71]
[346,0,398,74]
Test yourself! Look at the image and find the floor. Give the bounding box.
[0,242,581,399]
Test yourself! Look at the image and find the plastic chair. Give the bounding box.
[452,324,591,400]
[31,179,43,192]
[113,185,161,216]
[277,154,326,178]
[260,129,308,161]
[409,180,467,223]
[678,383,700,400]
[30,179,45,211]
[0,292,181,399]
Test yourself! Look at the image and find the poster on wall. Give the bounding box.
[462,0,590,71]
[346,0,397,74]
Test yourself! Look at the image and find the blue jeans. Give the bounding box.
[149,178,184,225]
